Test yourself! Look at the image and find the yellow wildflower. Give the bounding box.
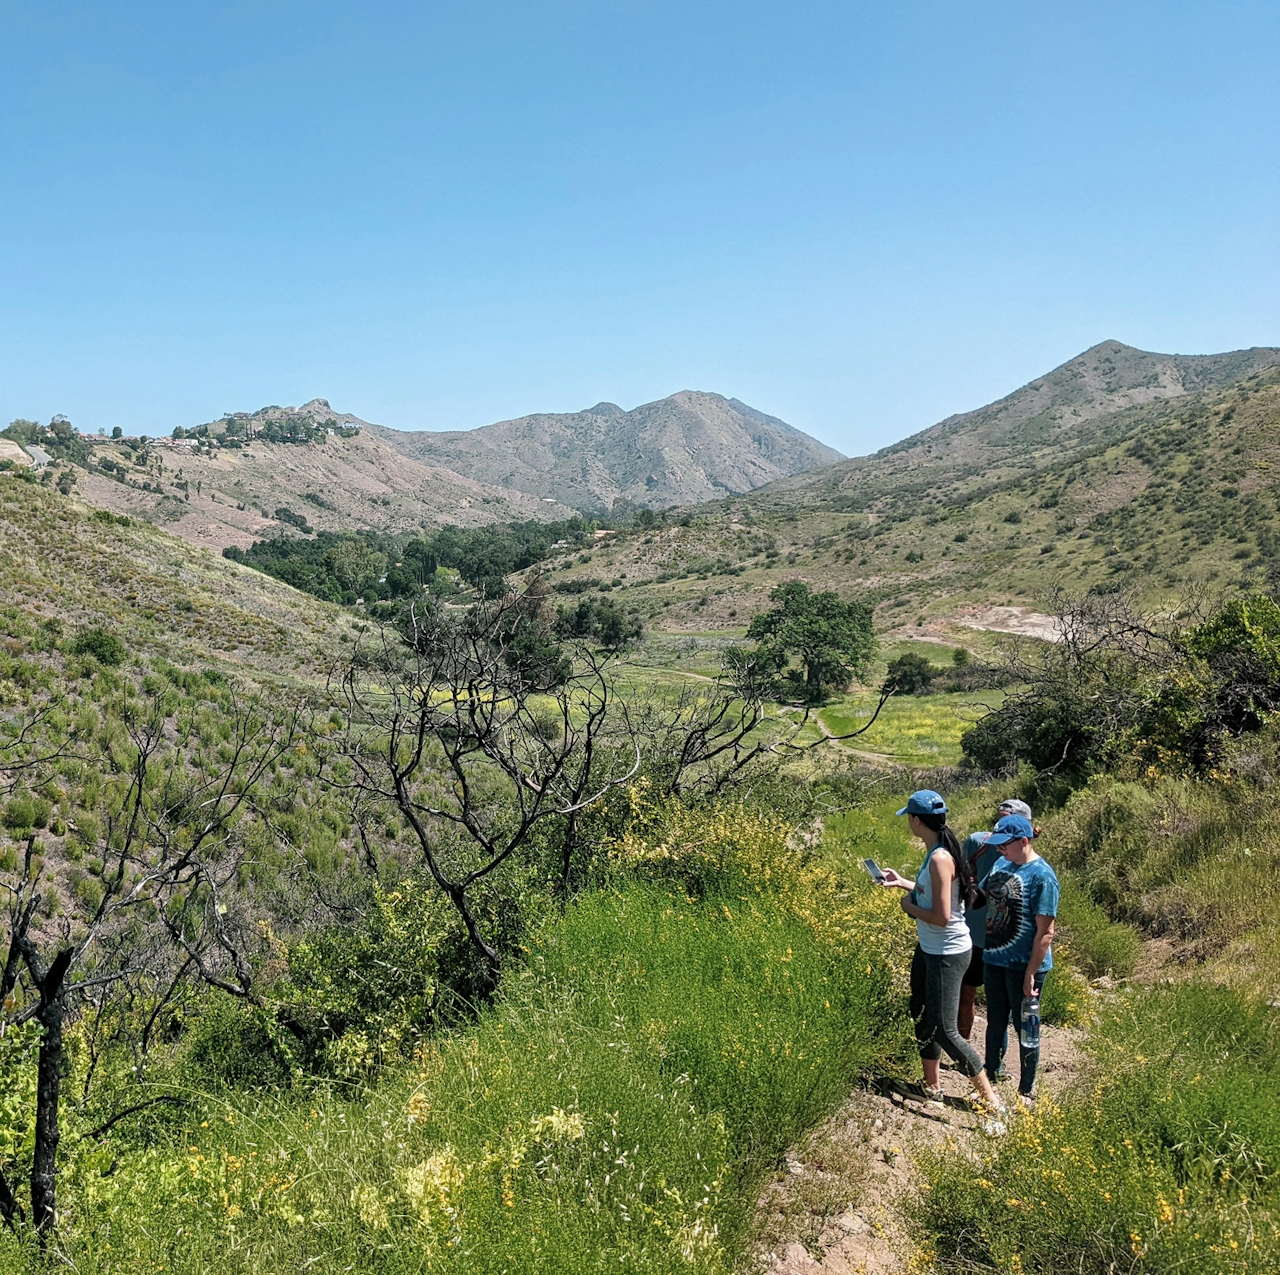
[353,1184,389,1231]
[530,1108,586,1141]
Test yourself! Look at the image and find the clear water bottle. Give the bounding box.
[1019,993,1041,1050]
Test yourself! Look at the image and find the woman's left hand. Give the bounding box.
[1022,974,1037,999]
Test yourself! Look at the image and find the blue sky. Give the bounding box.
[2,1,1278,454]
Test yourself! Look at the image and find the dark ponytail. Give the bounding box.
[916,810,975,909]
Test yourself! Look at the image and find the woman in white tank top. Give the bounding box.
[912,841,973,956]
[880,790,1005,1122]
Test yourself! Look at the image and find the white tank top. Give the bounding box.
[914,844,973,956]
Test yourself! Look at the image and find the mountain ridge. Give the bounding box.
[748,339,1280,516]
[366,390,843,512]
[521,341,1280,640]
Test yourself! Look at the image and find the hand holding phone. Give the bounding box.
[862,858,886,883]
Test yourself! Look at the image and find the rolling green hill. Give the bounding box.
[0,480,355,678]
[757,338,1280,516]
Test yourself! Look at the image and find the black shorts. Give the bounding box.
[961,946,986,987]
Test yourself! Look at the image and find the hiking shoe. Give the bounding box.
[1016,1092,1036,1112]
[921,1085,945,1103]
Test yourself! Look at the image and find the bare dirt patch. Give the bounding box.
[955,605,1059,642]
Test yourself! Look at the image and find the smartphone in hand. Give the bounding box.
[862,858,886,883]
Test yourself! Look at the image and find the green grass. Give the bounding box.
[819,689,1001,766]
[1,806,902,1275]
[0,481,354,679]
[918,983,1280,1274]
[1046,754,1280,1000]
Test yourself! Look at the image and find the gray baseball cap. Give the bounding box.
[997,798,1032,819]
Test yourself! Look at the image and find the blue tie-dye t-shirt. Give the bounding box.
[979,855,1060,971]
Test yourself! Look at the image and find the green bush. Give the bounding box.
[882,653,937,695]
[2,792,50,831]
[917,983,1280,1273]
[1056,875,1140,979]
[180,997,294,1091]
[70,626,127,666]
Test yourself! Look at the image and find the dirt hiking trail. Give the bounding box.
[749,1010,1087,1274]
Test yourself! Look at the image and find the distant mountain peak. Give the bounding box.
[755,339,1280,515]
[371,391,841,512]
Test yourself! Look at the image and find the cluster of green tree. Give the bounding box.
[2,417,92,469]
[224,517,596,605]
[552,595,643,648]
[173,415,361,446]
[961,591,1280,780]
[273,506,314,534]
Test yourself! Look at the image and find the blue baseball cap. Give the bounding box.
[896,789,948,817]
[985,813,1035,845]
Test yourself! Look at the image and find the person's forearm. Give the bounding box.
[1026,935,1052,987]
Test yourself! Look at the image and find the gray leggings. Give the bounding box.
[909,945,984,1078]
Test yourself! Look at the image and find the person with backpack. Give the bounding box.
[978,812,1059,1109]
[879,790,1006,1123]
[958,798,1033,1047]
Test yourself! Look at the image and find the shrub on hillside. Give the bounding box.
[2,791,51,832]
[69,626,126,666]
[1135,594,1280,769]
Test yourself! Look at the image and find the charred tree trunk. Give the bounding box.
[0,1168,21,1231]
[557,809,580,898]
[29,948,72,1242]
[446,884,501,985]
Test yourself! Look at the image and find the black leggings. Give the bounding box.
[909,945,984,1078]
